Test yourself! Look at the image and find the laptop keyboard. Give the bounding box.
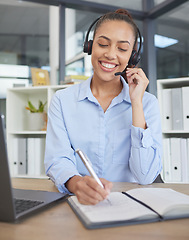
[14,198,44,214]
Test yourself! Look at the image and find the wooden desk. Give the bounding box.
[0,179,189,240]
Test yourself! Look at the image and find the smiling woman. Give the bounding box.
[44,9,163,206]
[92,21,134,79]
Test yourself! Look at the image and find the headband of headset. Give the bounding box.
[83,16,142,67]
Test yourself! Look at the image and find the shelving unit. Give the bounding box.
[6,84,70,178]
[157,77,189,183]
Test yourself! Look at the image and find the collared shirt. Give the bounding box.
[44,76,162,194]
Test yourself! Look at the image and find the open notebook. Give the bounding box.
[68,187,189,229]
[0,114,68,222]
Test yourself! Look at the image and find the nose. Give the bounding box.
[104,46,116,60]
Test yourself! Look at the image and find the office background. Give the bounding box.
[0,0,189,183]
[0,0,188,90]
[0,0,188,130]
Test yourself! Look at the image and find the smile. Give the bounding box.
[101,62,116,69]
[99,61,118,73]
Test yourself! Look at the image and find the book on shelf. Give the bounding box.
[67,187,189,229]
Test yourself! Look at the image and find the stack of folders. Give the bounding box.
[10,137,46,177]
[163,138,189,183]
[162,87,189,131]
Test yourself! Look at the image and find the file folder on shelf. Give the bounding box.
[162,89,172,130]
[171,88,183,130]
[180,138,188,182]
[170,138,182,182]
[163,138,172,182]
[182,87,189,130]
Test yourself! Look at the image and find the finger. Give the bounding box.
[78,198,98,205]
[76,176,106,201]
[126,68,145,79]
[126,71,139,82]
[126,67,138,75]
[76,190,100,205]
[127,73,141,85]
[85,177,108,199]
[100,178,113,194]
[80,185,105,201]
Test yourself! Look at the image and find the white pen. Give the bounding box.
[76,149,112,205]
[75,149,104,188]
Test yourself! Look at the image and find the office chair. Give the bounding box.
[153,174,164,183]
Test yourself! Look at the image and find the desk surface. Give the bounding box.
[0,178,189,240]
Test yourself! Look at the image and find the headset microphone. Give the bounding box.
[114,70,125,76]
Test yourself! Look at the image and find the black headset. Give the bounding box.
[83,17,142,67]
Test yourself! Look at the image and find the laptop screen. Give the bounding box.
[0,114,16,221]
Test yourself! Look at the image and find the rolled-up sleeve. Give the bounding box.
[44,91,80,194]
[129,97,163,184]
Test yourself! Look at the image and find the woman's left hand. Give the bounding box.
[126,68,149,104]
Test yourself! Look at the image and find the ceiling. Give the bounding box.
[0,0,188,35]
[0,0,188,60]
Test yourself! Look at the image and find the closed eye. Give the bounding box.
[118,48,127,52]
[98,43,108,47]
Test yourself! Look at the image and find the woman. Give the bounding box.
[44,9,162,205]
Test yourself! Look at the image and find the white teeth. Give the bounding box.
[101,62,116,69]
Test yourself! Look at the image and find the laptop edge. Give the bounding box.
[0,114,68,222]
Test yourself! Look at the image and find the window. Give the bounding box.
[0,2,49,67]
[156,1,189,79]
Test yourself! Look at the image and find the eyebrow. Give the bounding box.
[98,35,130,45]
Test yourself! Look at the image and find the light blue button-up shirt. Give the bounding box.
[44,76,162,193]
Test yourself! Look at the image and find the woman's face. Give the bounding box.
[91,20,135,83]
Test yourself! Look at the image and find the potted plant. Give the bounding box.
[25,100,47,131]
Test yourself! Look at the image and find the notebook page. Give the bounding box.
[126,188,189,217]
[70,192,157,223]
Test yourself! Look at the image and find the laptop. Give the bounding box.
[0,114,68,222]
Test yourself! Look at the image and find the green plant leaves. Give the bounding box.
[25,100,47,113]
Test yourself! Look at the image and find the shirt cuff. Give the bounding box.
[131,124,153,148]
[56,173,81,194]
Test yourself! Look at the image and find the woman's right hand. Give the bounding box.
[66,175,112,205]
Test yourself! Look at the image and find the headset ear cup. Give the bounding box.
[83,40,93,55]
[128,50,141,67]
[87,40,93,55]
[83,41,89,53]
[88,40,93,55]
[134,53,141,66]
[128,50,138,67]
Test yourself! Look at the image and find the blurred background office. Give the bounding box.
[0,0,188,119]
